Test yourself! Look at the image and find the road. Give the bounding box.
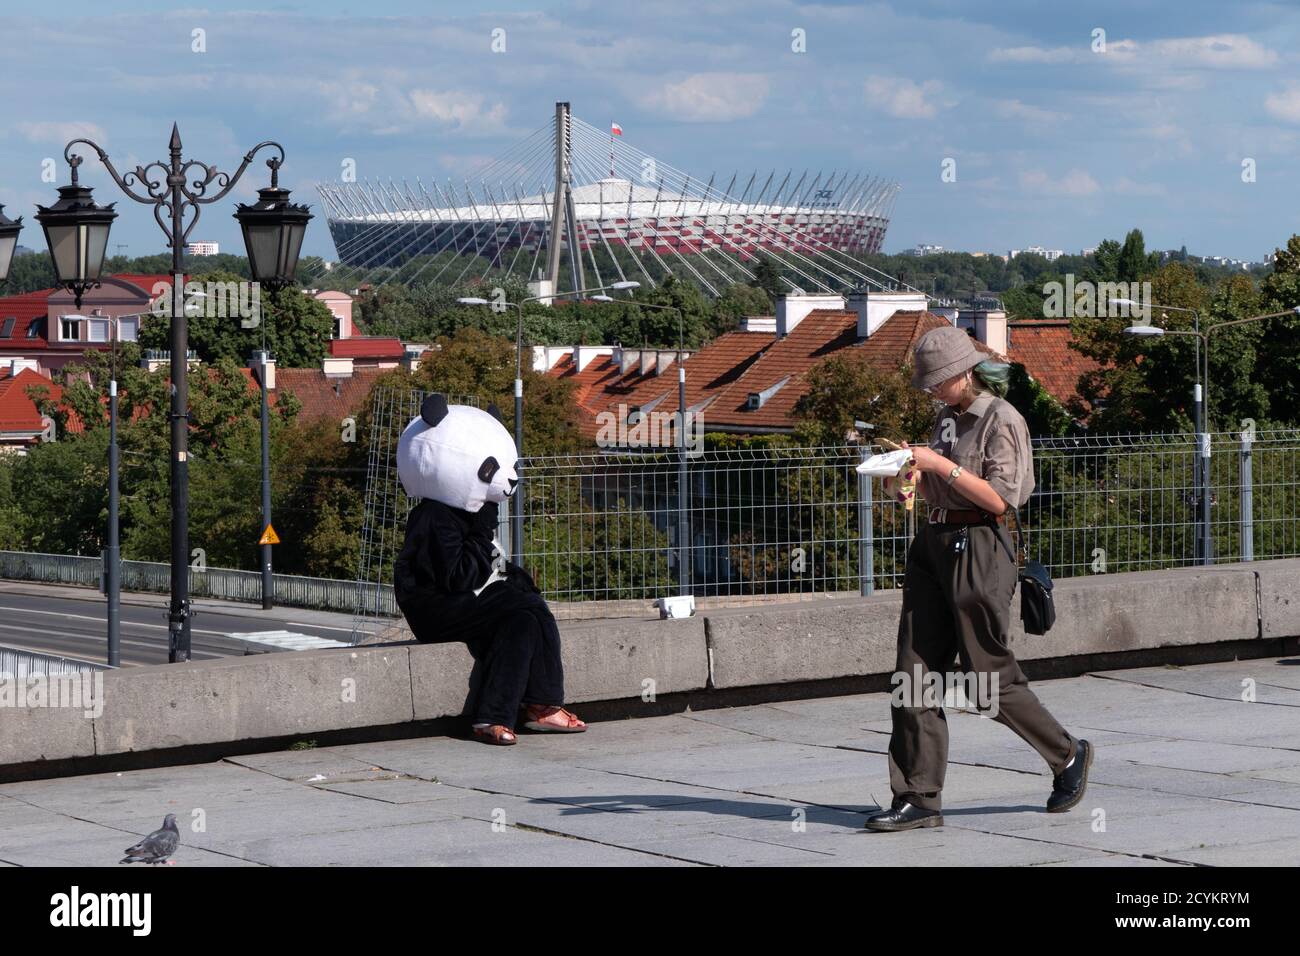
[0,581,366,666]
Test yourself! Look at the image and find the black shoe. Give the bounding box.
[863,799,943,832]
[1047,739,1093,813]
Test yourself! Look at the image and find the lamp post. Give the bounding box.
[458,280,639,561]
[1123,306,1298,565]
[0,204,22,285]
[61,311,144,666]
[623,300,691,592]
[37,126,311,662]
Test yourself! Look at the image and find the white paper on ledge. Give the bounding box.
[855,449,914,478]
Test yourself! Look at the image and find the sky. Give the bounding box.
[3,1,1300,263]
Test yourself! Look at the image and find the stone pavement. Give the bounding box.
[2,658,1299,866]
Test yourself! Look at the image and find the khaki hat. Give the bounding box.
[911,326,984,390]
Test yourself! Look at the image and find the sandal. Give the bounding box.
[520,704,587,733]
[472,723,517,746]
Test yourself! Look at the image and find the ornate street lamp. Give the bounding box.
[33,168,117,306]
[0,203,23,284]
[39,124,309,662]
[234,158,313,290]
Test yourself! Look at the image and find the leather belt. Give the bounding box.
[928,507,1006,526]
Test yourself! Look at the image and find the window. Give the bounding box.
[0,317,14,339]
[61,318,79,342]
[88,319,109,343]
[27,318,44,339]
[119,317,139,342]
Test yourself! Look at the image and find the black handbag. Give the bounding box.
[987,507,1056,635]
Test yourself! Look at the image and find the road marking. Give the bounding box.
[0,605,230,637]
[286,622,373,635]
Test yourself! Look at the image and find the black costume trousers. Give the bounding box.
[463,580,566,727]
[888,521,1076,811]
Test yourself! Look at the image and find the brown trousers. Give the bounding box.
[888,520,1076,811]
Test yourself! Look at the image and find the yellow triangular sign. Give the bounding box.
[258,524,281,546]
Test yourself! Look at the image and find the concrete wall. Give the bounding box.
[2,560,1295,771]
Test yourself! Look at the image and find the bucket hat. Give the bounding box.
[911,326,984,390]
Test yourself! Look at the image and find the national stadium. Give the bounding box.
[316,103,903,298]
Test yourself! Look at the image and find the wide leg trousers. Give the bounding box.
[888,521,1076,811]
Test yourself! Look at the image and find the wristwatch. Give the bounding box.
[945,464,963,485]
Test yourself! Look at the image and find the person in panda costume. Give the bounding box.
[394,394,587,745]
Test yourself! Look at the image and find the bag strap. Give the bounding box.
[987,506,1027,569]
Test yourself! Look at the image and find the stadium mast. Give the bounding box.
[545,102,586,298]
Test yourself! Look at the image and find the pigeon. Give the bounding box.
[120,814,180,865]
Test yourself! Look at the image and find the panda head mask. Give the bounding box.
[396,394,519,513]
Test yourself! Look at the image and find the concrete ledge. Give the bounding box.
[1248,557,1300,640]
[0,694,97,764]
[95,646,414,756]
[407,616,709,719]
[1009,565,1260,660]
[707,594,901,689]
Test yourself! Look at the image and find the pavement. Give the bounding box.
[0,581,365,666]
[2,657,1299,866]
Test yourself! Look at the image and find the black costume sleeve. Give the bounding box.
[425,502,498,593]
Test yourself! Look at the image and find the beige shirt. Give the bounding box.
[918,390,1034,512]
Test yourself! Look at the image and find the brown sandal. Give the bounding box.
[472,723,517,745]
[520,705,587,733]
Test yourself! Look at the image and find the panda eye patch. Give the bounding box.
[477,456,500,484]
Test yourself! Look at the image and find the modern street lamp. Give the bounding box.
[38,125,311,662]
[457,279,639,560]
[0,203,23,284]
[624,300,691,592]
[1123,306,1299,565]
[61,310,144,667]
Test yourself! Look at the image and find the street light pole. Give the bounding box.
[39,126,309,662]
[257,347,273,609]
[1124,306,1298,565]
[458,280,639,561]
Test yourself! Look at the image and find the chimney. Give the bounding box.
[775,293,846,338]
[655,350,676,376]
[251,350,275,390]
[960,308,1008,357]
[848,289,930,339]
[639,349,657,376]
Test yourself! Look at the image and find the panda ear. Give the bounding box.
[420,394,449,427]
[485,402,503,423]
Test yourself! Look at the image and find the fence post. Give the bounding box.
[859,449,874,596]
[677,444,691,592]
[1240,428,1254,562]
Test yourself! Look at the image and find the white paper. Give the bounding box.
[855,449,914,478]
[473,537,508,596]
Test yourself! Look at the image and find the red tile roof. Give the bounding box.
[1008,320,1103,409]
[0,290,55,351]
[112,274,180,296]
[328,337,404,359]
[0,368,65,438]
[275,366,387,423]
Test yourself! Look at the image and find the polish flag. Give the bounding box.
[610,122,623,136]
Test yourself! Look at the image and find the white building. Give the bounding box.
[185,241,220,256]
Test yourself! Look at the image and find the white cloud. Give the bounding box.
[639,73,770,122]
[1265,86,1300,123]
[994,99,1067,124]
[864,75,942,119]
[988,45,1085,65]
[1147,34,1277,70]
[17,120,108,145]
[408,90,508,133]
[1019,168,1100,196]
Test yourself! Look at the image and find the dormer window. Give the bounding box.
[746,375,790,410]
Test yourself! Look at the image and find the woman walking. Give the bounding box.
[864,326,1092,832]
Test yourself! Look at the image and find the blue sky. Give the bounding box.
[3,1,1300,263]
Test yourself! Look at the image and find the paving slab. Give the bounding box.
[1,657,1297,866]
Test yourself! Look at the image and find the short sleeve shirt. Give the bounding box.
[918,391,1034,512]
